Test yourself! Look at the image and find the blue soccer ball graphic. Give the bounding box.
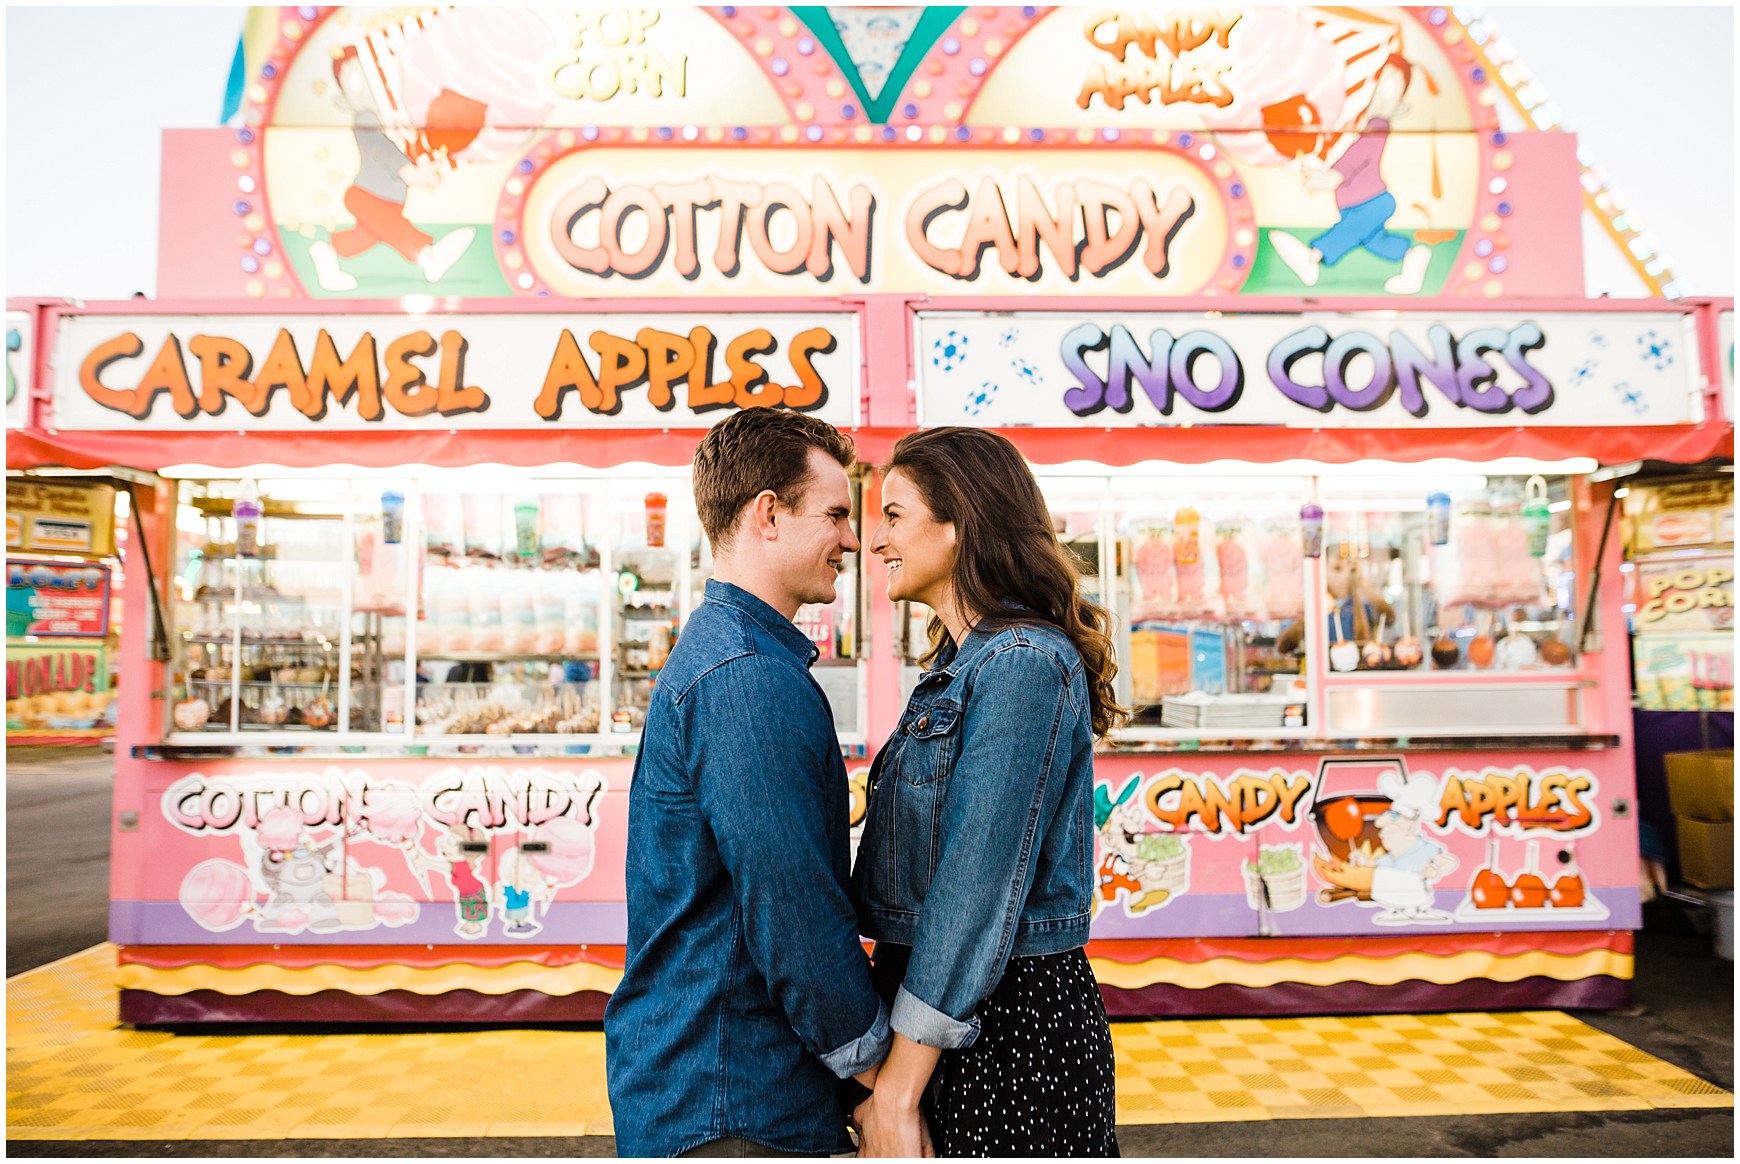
[932,329,969,371]
[964,381,998,418]
[1010,357,1043,385]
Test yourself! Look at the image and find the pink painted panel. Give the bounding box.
[1092,746,1639,942]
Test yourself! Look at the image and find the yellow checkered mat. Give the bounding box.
[7,946,1731,1141]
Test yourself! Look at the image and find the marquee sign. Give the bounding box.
[50,313,860,431]
[159,6,1580,302]
[916,311,1704,429]
[516,145,1239,298]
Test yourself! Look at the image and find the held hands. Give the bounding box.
[852,1091,934,1158]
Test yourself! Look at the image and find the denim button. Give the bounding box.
[915,715,929,731]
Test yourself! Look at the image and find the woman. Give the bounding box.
[850,428,1124,1158]
[1276,543,1396,657]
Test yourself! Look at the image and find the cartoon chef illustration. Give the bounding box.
[1315,769,1457,925]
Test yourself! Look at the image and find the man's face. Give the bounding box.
[772,447,859,611]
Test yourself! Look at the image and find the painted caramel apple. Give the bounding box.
[1471,866,1509,909]
[1361,640,1391,669]
[1540,638,1571,666]
[1549,872,1586,909]
[1324,797,1366,841]
[1509,871,1549,909]
[1549,846,1585,908]
[1393,636,1424,668]
[304,698,334,729]
[1311,795,1391,863]
[1329,639,1359,671]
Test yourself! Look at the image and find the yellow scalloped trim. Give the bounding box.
[117,948,1631,998]
[118,960,626,998]
[1089,949,1632,991]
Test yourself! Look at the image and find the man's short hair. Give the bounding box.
[692,409,855,552]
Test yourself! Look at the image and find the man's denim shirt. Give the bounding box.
[605,580,891,1158]
[851,621,1095,1051]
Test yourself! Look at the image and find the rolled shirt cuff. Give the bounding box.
[891,984,980,1050]
[818,997,892,1079]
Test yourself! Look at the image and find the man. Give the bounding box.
[605,408,889,1157]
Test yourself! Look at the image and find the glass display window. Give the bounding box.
[1316,473,1579,676]
[166,469,869,748]
[1101,474,1312,736]
[598,480,687,736]
[415,488,606,739]
[170,478,392,737]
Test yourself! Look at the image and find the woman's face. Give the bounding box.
[1326,554,1354,600]
[868,469,957,609]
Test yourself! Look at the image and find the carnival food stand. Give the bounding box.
[6,5,1732,1023]
[6,305,125,746]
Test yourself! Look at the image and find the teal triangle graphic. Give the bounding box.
[791,5,964,123]
[826,7,924,103]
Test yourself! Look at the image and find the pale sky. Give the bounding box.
[4,4,1734,300]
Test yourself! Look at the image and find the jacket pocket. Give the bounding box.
[896,702,962,787]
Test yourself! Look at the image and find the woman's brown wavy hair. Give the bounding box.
[887,427,1127,738]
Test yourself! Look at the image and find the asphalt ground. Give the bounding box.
[7,746,1733,1157]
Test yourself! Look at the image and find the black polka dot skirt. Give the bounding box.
[871,945,1119,1158]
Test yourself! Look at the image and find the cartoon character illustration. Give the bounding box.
[1313,768,1458,925]
[1094,776,1184,916]
[356,780,431,886]
[178,800,421,936]
[415,823,492,938]
[254,806,343,931]
[259,838,345,931]
[495,845,542,936]
[1263,50,1437,295]
[1204,10,1441,296]
[306,8,558,293]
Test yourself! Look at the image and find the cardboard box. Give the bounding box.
[1676,817,1735,890]
[1665,751,1735,822]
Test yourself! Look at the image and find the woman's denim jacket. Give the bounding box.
[850,619,1095,1050]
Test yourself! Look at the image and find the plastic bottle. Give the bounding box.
[1522,476,1551,558]
[514,497,541,561]
[1426,491,1452,546]
[381,489,405,545]
[645,492,668,549]
[233,480,262,558]
[1299,502,1324,559]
